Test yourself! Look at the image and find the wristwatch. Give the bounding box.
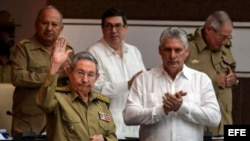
[235,79,240,86]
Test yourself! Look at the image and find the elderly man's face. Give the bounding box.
[69,59,99,95]
[205,25,233,52]
[35,8,63,47]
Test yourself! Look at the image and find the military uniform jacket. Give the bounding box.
[0,48,14,83]
[11,35,74,135]
[36,74,117,141]
[0,59,11,83]
[185,27,236,135]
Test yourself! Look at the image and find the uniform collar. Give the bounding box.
[194,28,208,52]
[70,89,98,103]
[155,65,190,80]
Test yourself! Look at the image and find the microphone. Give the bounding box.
[6,111,36,140]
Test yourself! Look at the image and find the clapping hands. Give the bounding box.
[162,91,187,115]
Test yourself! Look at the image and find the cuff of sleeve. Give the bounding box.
[153,105,166,120]
[176,101,189,115]
[43,74,59,88]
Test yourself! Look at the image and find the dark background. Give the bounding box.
[48,0,250,21]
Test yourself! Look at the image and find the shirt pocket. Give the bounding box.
[28,60,49,73]
[62,114,82,139]
[99,119,110,133]
[98,109,115,135]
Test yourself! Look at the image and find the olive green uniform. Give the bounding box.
[11,35,74,136]
[36,74,117,141]
[185,28,236,136]
[0,48,14,83]
[0,60,11,83]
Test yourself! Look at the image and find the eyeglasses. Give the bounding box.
[103,24,125,31]
[212,28,233,40]
[74,71,96,80]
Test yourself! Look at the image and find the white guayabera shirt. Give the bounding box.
[87,38,146,139]
[123,65,221,141]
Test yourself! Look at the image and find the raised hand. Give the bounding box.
[49,36,72,75]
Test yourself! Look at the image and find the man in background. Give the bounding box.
[185,10,238,136]
[86,8,145,139]
[0,10,19,83]
[11,5,74,136]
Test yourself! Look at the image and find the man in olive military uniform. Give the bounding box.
[11,6,74,136]
[37,36,117,141]
[0,10,19,83]
[185,11,238,136]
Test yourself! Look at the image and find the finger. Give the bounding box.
[227,66,233,74]
[162,96,171,107]
[177,91,187,97]
[54,39,60,52]
[62,37,68,48]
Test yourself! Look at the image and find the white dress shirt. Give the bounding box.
[123,65,221,141]
[87,38,146,138]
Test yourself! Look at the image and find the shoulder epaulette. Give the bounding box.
[93,92,110,103]
[19,39,30,45]
[225,40,232,48]
[66,43,74,49]
[56,86,71,92]
[187,33,195,42]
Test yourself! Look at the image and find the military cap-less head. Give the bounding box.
[0,10,20,27]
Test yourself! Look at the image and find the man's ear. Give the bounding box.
[95,73,100,80]
[158,46,162,55]
[206,24,214,32]
[60,25,64,31]
[185,47,190,57]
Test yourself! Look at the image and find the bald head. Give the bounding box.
[36,5,63,25]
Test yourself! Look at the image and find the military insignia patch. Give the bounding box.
[98,111,111,122]
[190,59,200,64]
[19,39,30,45]
[187,33,195,42]
[225,40,232,48]
[56,86,70,92]
[93,92,110,103]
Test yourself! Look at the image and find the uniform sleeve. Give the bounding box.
[36,74,59,114]
[11,43,47,87]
